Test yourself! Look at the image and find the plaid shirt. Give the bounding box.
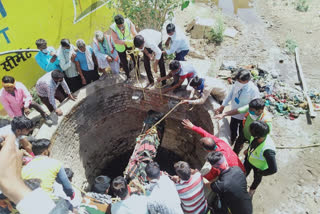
[36,72,70,110]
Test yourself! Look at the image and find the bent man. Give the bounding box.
[182,119,245,182]
[183,76,228,105]
[134,29,166,86]
[157,60,197,93]
[36,70,76,116]
[215,98,272,154]
[163,23,189,61]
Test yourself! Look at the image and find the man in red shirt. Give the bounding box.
[182,119,245,181]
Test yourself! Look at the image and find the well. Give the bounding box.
[36,76,229,189]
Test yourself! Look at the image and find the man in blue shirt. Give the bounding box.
[74,39,99,85]
[35,39,61,72]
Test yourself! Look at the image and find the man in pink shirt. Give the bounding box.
[0,76,52,125]
[182,119,245,181]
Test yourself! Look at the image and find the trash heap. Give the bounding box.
[218,62,320,120]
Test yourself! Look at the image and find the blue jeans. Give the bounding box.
[174,50,189,61]
[51,198,72,213]
[56,167,74,198]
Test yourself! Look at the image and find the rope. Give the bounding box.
[136,126,158,142]
[145,101,183,134]
[128,179,146,195]
[126,48,146,100]
[154,79,175,103]
[276,144,320,149]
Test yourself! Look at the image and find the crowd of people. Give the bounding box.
[0,14,278,214]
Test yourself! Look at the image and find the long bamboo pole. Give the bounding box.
[295,47,316,118]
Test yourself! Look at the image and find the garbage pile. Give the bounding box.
[218,62,320,120]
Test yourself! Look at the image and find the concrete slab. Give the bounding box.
[224,27,239,38]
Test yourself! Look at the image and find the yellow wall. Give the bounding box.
[0,0,116,114]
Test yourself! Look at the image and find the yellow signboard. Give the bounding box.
[0,0,116,114]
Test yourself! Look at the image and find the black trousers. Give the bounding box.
[233,130,246,155]
[118,47,136,78]
[82,70,99,84]
[244,157,263,190]
[65,75,82,93]
[230,117,243,146]
[39,85,67,112]
[143,43,166,85]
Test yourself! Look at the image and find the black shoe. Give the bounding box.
[146,82,154,88]
[124,77,131,83]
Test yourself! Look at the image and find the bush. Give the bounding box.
[209,13,225,44]
[30,87,42,105]
[109,0,194,31]
[296,0,309,12]
[285,39,298,54]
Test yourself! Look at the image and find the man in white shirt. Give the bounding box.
[0,116,34,154]
[145,162,183,214]
[134,29,166,86]
[163,23,189,61]
[215,70,260,146]
[57,39,82,93]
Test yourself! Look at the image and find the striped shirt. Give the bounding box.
[36,72,71,110]
[175,172,207,214]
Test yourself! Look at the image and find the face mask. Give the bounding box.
[139,45,145,51]
[64,49,70,54]
[41,49,49,54]
[249,110,256,116]
[250,114,259,120]
[169,32,176,38]
[234,81,246,89]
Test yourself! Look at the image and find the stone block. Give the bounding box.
[190,17,216,39]
[188,48,206,59]
[224,27,238,38]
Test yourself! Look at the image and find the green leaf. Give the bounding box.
[181,0,190,10]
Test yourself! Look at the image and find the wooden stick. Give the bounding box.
[295,47,316,118]
[276,143,320,149]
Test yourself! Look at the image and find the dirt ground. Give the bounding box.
[173,0,320,213]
